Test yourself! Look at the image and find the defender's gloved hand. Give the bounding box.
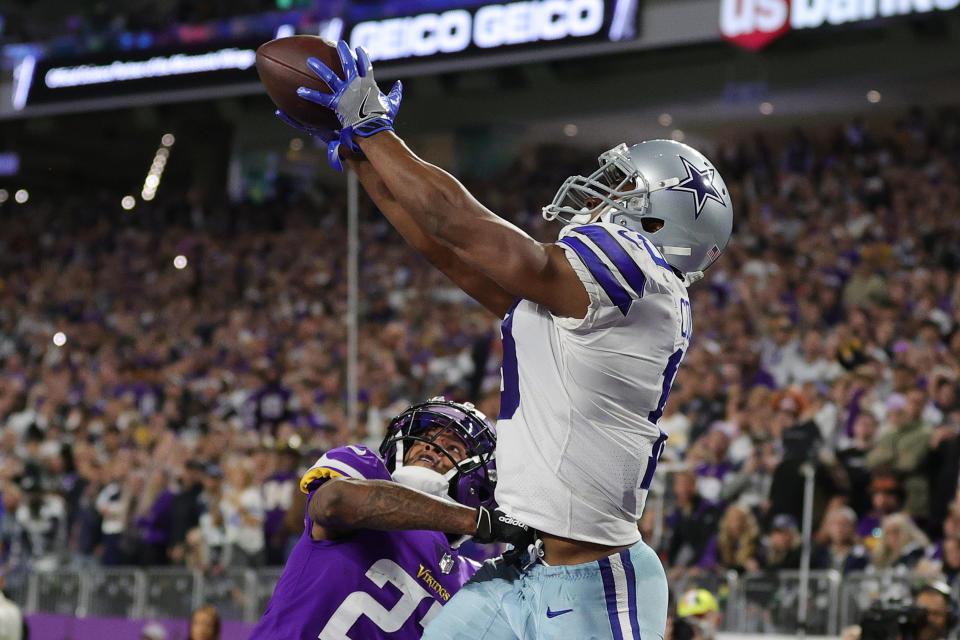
[274,109,348,172]
[474,506,535,549]
[297,41,401,140]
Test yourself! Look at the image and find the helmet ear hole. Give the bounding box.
[642,218,665,233]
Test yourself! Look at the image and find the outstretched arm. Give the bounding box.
[346,155,518,317]
[296,42,589,319]
[309,478,478,536]
[308,477,534,551]
[356,132,589,318]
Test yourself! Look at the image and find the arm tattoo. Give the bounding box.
[312,479,477,535]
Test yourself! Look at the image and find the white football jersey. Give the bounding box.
[494,222,692,545]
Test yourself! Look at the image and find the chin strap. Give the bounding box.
[542,205,599,225]
[683,271,704,286]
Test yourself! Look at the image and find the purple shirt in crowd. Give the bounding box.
[137,489,175,545]
[250,446,477,640]
[263,470,298,541]
[857,513,882,539]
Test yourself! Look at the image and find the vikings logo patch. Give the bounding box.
[439,552,455,575]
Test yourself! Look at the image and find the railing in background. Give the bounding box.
[727,569,841,635]
[5,565,937,629]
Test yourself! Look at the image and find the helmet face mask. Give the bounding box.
[544,140,733,274]
[379,398,497,509]
[545,144,650,225]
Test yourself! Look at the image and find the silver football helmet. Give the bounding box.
[543,140,733,273]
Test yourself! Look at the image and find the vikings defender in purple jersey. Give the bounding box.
[250,399,528,640]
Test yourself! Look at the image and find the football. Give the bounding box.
[256,35,343,131]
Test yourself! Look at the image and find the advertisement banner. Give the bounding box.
[720,0,960,50]
[26,42,262,107]
[343,0,641,61]
[21,0,641,109]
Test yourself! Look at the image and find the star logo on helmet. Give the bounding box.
[667,156,726,218]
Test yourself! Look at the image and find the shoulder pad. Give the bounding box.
[299,445,390,493]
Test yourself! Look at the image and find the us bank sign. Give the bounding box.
[720,0,960,50]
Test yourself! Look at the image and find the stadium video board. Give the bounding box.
[18,0,641,110]
[24,44,263,107]
[334,0,641,61]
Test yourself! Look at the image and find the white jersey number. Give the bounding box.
[318,558,434,639]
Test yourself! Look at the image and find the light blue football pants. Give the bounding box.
[422,540,667,640]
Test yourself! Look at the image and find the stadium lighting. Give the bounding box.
[173,255,188,269]
[759,102,774,115]
[140,138,171,201]
[671,129,685,142]
[121,196,136,210]
[658,113,673,127]
[0,189,7,203]
[867,90,882,103]
[14,189,28,203]
[563,124,578,137]
[52,332,67,346]
[289,138,304,151]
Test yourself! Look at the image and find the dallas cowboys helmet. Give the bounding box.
[379,398,497,509]
[543,140,733,274]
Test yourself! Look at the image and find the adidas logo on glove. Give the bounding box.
[498,515,528,529]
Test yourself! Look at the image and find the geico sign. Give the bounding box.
[721,0,960,50]
[350,0,605,61]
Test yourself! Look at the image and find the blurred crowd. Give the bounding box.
[0,178,502,572]
[2,107,960,601]
[653,106,960,590]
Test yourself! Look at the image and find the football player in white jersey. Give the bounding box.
[287,41,733,640]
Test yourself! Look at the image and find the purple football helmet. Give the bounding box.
[379,397,497,509]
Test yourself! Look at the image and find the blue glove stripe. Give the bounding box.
[305,57,342,90]
[327,140,344,173]
[336,41,359,82]
[297,86,336,108]
[354,118,394,138]
[340,127,363,154]
[356,47,373,78]
[275,109,340,145]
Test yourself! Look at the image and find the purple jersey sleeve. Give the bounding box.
[299,445,391,494]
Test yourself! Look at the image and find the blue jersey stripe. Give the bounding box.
[639,430,669,491]
[498,298,522,420]
[571,226,647,298]
[648,349,684,423]
[619,550,642,640]
[558,237,632,315]
[598,557,625,640]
